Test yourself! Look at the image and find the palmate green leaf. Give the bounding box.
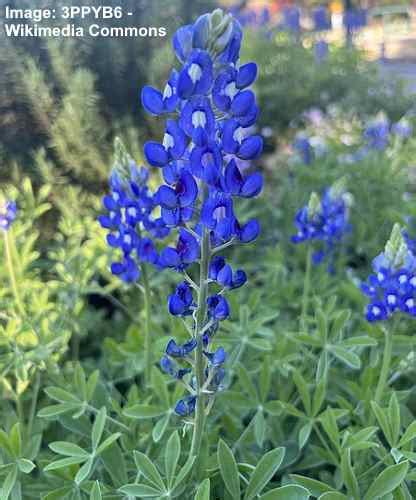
[0,465,17,500]
[244,447,285,500]
[371,401,394,447]
[340,449,360,499]
[290,475,334,496]
[101,441,128,486]
[194,478,210,500]
[320,409,340,451]
[86,371,99,402]
[388,393,401,447]
[329,346,361,370]
[330,309,351,337]
[96,432,121,454]
[218,439,241,499]
[119,484,161,497]
[42,486,73,500]
[9,423,21,457]
[339,336,377,347]
[171,456,196,496]
[37,402,81,418]
[364,461,409,500]
[16,458,35,474]
[318,493,347,499]
[123,404,166,419]
[75,456,94,485]
[165,431,180,488]
[133,451,165,492]
[299,421,313,449]
[92,407,106,450]
[49,441,89,458]
[259,484,310,499]
[90,481,102,500]
[399,421,416,447]
[254,410,266,447]
[44,456,87,472]
[44,386,80,404]
[152,413,171,443]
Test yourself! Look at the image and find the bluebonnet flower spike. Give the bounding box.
[143,9,263,417]
[0,199,17,231]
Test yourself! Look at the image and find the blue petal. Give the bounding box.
[238,136,263,160]
[236,62,257,89]
[157,185,178,209]
[144,141,169,167]
[241,173,263,197]
[168,294,185,316]
[217,264,233,287]
[231,90,255,116]
[141,86,164,115]
[160,247,181,268]
[240,219,260,243]
[173,25,193,63]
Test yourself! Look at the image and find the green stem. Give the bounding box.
[300,246,312,332]
[27,371,41,438]
[3,229,24,316]
[190,227,210,459]
[87,404,131,433]
[141,264,152,388]
[374,326,393,405]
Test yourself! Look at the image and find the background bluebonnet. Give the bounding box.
[0,200,17,231]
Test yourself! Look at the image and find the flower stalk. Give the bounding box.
[141,263,152,388]
[3,229,24,317]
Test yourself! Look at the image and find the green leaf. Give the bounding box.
[318,493,347,499]
[92,407,106,450]
[340,336,377,347]
[49,441,89,458]
[90,481,102,500]
[329,346,361,370]
[244,447,285,500]
[152,413,170,443]
[74,363,87,401]
[96,433,121,455]
[371,401,394,447]
[44,456,87,472]
[388,393,401,447]
[259,361,271,403]
[101,442,128,486]
[119,484,161,497]
[290,475,334,497]
[165,431,181,488]
[151,368,170,408]
[312,377,327,417]
[86,371,99,401]
[316,308,328,343]
[37,403,80,418]
[133,451,165,492]
[218,439,241,499]
[16,458,35,474]
[316,351,329,382]
[75,456,94,485]
[299,421,313,449]
[9,423,21,457]
[44,386,80,403]
[254,410,266,447]
[293,370,311,416]
[172,457,196,493]
[340,449,360,499]
[0,430,11,455]
[330,309,350,337]
[364,461,409,500]
[123,404,166,419]
[399,421,416,447]
[194,479,210,500]
[320,409,340,451]
[0,466,17,500]
[259,484,310,499]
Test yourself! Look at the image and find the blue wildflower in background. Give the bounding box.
[283,6,301,34]
[292,179,351,270]
[343,9,367,32]
[313,6,331,32]
[0,200,17,231]
[293,134,314,165]
[99,141,170,282]
[363,114,390,151]
[362,224,416,322]
[142,9,263,417]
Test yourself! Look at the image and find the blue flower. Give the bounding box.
[392,118,413,139]
[207,295,230,320]
[361,224,416,322]
[99,160,169,283]
[174,395,197,416]
[283,6,301,34]
[363,115,390,151]
[293,135,313,165]
[160,228,200,270]
[313,6,331,31]
[292,182,351,269]
[145,9,262,418]
[314,40,329,63]
[0,200,17,231]
[168,281,195,316]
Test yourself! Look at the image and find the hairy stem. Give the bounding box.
[300,246,312,332]
[141,263,152,388]
[190,227,210,458]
